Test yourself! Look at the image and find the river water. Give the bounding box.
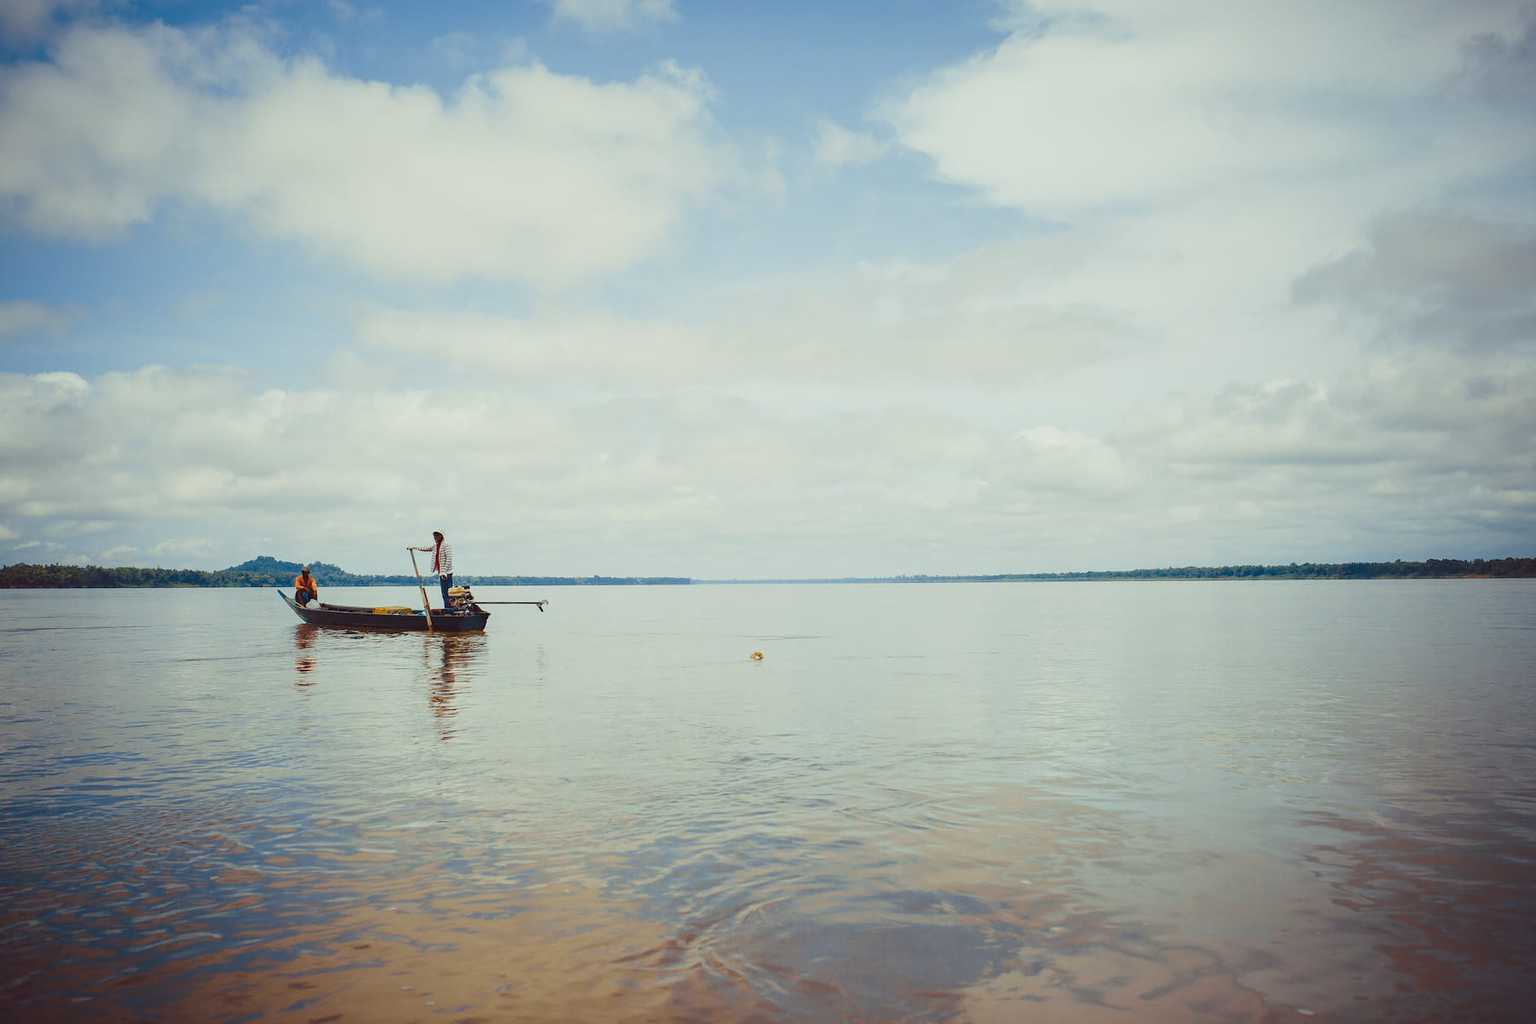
[2,581,1534,1022]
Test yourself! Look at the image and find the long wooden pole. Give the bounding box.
[474,600,547,611]
[407,547,435,632]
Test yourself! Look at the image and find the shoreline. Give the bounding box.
[4,575,1532,590]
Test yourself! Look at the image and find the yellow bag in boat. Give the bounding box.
[372,606,412,615]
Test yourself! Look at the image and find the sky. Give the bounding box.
[1,0,1533,578]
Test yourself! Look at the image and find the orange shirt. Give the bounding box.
[294,573,317,593]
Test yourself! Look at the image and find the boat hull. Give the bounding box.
[277,589,489,632]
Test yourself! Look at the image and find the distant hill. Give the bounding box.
[226,555,348,579]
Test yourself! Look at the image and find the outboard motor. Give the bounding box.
[446,585,477,611]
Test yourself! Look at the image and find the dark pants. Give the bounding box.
[296,589,316,606]
[440,573,453,607]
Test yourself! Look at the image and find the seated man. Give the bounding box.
[293,564,319,606]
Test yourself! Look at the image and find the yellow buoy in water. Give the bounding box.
[750,650,764,661]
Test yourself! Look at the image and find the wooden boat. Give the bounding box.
[277,589,490,632]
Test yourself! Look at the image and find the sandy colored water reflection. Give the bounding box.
[5,797,1533,1021]
[1,783,1375,1023]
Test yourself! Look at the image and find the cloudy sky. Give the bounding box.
[1,0,1533,577]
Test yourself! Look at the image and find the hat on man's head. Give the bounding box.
[301,564,311,571]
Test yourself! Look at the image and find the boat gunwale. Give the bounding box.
[276,589,490,631]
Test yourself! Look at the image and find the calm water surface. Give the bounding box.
[2,581,1534,1022]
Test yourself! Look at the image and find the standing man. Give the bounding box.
[410,531,454,608]
[293,564,319,606]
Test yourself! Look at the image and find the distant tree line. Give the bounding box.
[890,557,1536,582]
[2,555,1531,589]
[0,564,230,588]
[0,555,693,589]
[707,556,1536,584]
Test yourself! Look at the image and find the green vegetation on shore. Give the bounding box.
[702,556,1536,584]
[2,555,1533,589]
[0,555,690,589]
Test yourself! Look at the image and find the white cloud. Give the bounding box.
[1111,354,1536,555]
[149,538,213,557]
[45,518,113,535]
[356,240,1141,389]
[813,119,889,167]
[0,523,15,540]
[357,188,1532,415]
[0,350,1530,576]
[1456,15,1536,101]
[870,1,1536,413]
[890,1,1533,213]
[97,543,135,561]
[0,21,736,285]
[1294,211,1536,352]
[0,300,73,338]
[2,3,1530,576]
[358,308,709,378]
[550,0,677,33]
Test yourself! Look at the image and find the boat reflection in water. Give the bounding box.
[423,633,485,741]
[287,621,487,740]
[293,623,319,686]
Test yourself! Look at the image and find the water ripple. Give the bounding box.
[2,582,1535,1021]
